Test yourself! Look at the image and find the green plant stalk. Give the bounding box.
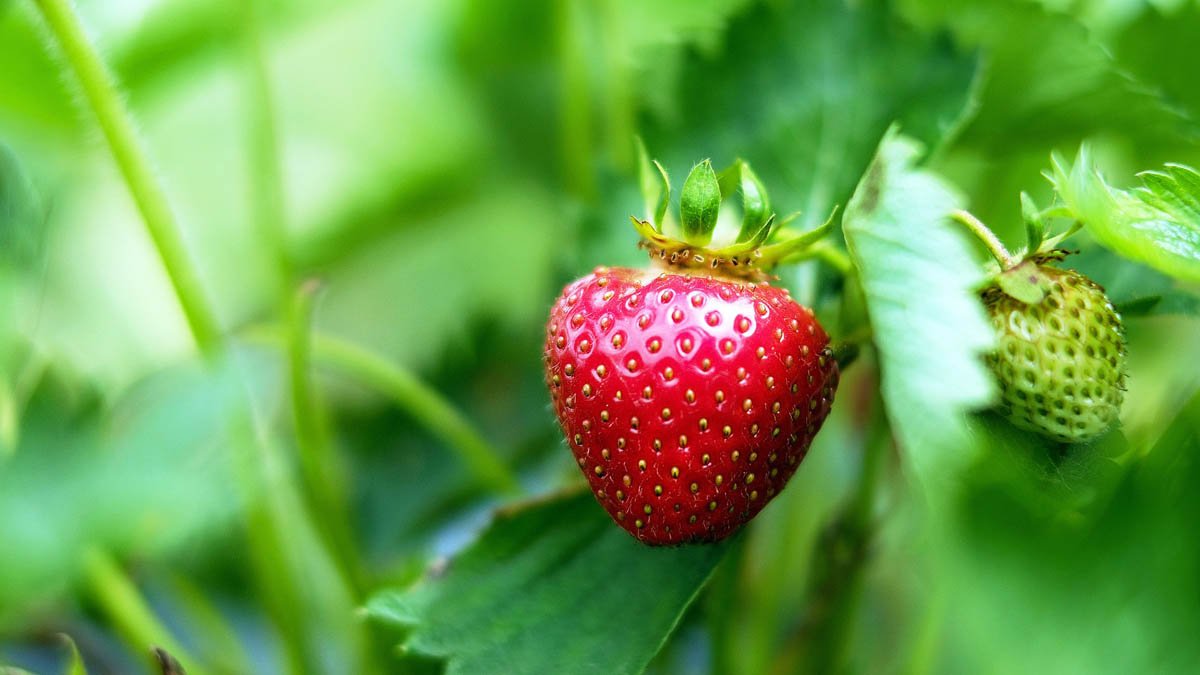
[951,209,1015,269]
[31,4,371,673]
[0,379,17,457]
[242,325,520,495]
[231,405,376,675]
[781,240,854,276]
[705,537,749,675]
[557,0,594,198]
[312,332,521,495]
[240,0,291,291]
[31,0,221,356]
[81,548,208,675]
[599,0,633,170]
[60,634,86,675]
[902,586,947,675]
[233,426,309,675]
[239,0,371,644]
[286,283,366,592]
[770,397,889,675]
[161,572,256,675]
[803,407,890,674]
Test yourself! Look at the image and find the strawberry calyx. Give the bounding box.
[993,249,1071,305]
[634,146,836,282]
[630,211,836,282]
[951,203,1086,306]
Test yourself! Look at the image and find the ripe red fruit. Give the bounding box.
[544,266,839,545]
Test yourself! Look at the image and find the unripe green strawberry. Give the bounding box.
[982,265,1126,443]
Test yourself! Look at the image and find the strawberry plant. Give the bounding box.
[1,1,1200,674]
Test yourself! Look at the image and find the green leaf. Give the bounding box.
[1114,290,1200,318]
[1112,4,1200,124]
[909,1,1199,151]
[680,160,721,246]
[367,490,731,675]
[644,1,979,227]
[902,1,1200,239]
[1049,149,1200,282]
[937,394,1200,674]
[0,357,248,625]
[842,129,995,484]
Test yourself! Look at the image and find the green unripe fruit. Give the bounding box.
[983,266,1126,443]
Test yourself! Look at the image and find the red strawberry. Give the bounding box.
[544,266,838,545]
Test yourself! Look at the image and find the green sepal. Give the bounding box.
[1020,191,1045,253]
[773,210,802,230]
[630,215,661,243]
[1040,220,1083,251]
[716,160,742,200]
[680,159,721,247]
[713,214,776,257]
[716,159,772,242]
[736,162,770,243]
[1037,204,1073,220]
[636,138,671,232]
[755,206,839,267]
[996,259,1051,304]
[742,212,774,249]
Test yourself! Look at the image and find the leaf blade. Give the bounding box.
[1050,150,1200,282]
[842,129,996,484]
[643,1,979,227]
[367,491,731,675]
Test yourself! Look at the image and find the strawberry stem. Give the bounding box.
[243,324,522,495]
[241,0,291,296]
[287,280,366,593]
[82,548,207,675]
[31,0,222,357]
[309,333,522,495]
[779,239,853,276]
[950,209,1017,269]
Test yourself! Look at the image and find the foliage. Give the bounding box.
[368,490,730,675]
[1050,150,1200,282]
[842,129,995,484]
[1,0,1199,674]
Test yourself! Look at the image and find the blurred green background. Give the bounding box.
[1,0,1199,673]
